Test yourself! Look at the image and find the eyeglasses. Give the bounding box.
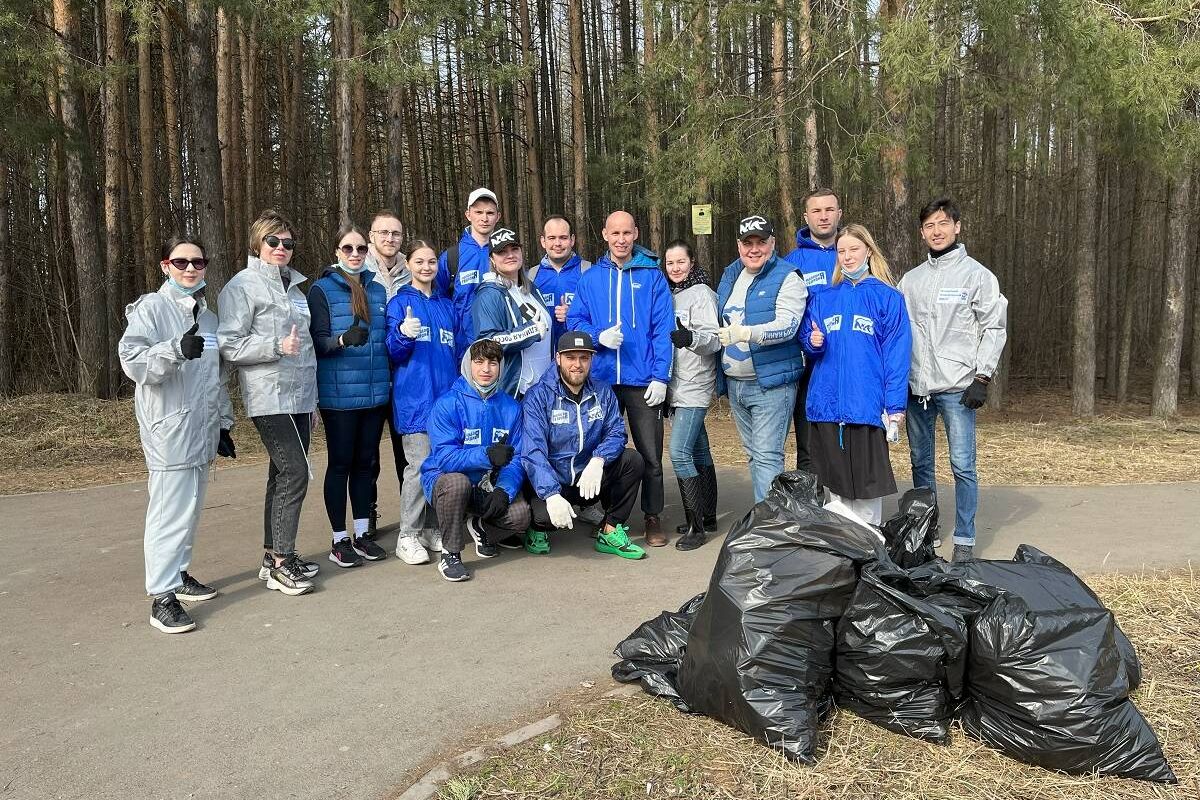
[263,235,296,250]
[371,229,403,239]
[164,258,209,270]
[339,244,369,255]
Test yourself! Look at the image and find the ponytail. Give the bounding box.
[336,223,371,322]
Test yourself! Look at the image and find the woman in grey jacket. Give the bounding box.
[662,241,721,550]
[119,236,235,633]
[217,210,320,596]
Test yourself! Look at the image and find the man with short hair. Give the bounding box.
[784,189,842,474]
[531,215,592,347]
[441,187,501,343]
[421,339,530,582]
[367,210,408,300]
[566,211,673,544]
[520,331,647,559]
[899,197,1008,562]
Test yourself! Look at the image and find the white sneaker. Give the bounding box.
[576,504,605,525]
[395,535,430,565]
[419,529,443,554]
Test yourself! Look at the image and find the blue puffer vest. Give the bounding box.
[715,253,805,394]
[314,268,392,410]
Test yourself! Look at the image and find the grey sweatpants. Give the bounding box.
[399,433,432,540]
[144,465,210,596]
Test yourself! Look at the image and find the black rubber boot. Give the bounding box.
[675,475,708,551]
[676,464,718,534]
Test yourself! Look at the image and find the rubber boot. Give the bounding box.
[675,475,708,551]
[677,464,718,534]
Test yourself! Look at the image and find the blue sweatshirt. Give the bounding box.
[439,229,490,344]
[385,285,459,434]
[421,376,525,502]
[531,253,590,345]
[784,227,838,293]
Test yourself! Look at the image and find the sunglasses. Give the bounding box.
[339,244,370,256]
[164,258,209,270]
[263,235,296,250]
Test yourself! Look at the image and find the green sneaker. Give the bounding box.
[524,528,551,555]
[594,524,646,560]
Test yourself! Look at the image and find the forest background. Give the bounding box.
[1,0,1199,419]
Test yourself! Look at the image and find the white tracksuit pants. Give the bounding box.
[825,493,883,526]
[144,465,210,596]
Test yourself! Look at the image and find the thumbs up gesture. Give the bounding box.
[399,305,422,338]
[808,319,824,349]
[340,314,368,347]
[280,323,301,356]
[669,316,694,349]
[179,305,204,360]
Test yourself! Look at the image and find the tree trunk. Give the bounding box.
[102,0,128,395]
[569,0,589,251]
[159,11,184,230]
[690,0,712,272]
[772,0,795,246]
[335,1,352,228]
[483,0,509,222]
[216,7,234,248]
[1150,173,1193,418]
[351,24,369,218]
[517,0,544,236]
[387,1,405,216]
[643,0,662,251]
[0,161,11,394]
[137,12,158,277]
[1070,123,1097,417]
[878,0,912,269]
[241,16,260,220]
[185,0,230,288]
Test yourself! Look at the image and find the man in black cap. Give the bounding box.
[518,331,647,559]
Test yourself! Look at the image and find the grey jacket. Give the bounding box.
[217,256,318,417]
[669,283,720,407]
[898,244,1008,396]
[367,250,409,301]
[119,284,234,471]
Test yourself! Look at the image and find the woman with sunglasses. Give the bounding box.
[217,209,320,596]
[119,236,234,633]
[307,225,391,567]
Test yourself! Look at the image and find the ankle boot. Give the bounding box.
[675,475,708,551]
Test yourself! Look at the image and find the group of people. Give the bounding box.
[119,186,1007,635]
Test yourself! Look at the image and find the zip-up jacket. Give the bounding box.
[783,227,838,292]
[669,282,720,408]
[520,366,626,500]
[119,283,234,470]
[217,256,317,417]
[367,249,409,301]
[420,376,525,502]
[529,252,592,345]
[715,253,806,394]
[439,229,490,342]
[566,244,673,387]
[801,276,912,426]
[385,285,458,434]
[309,266,391,411]
[897,244,1008,395]
[470,273,551,396]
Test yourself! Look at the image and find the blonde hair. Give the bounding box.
[248,209,297,256]
[833,224,895,286]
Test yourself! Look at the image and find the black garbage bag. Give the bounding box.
[879,487,938,568]
[834,562,995,743]
[611,593,706,710]
[675,470,885,764]
[947,545,1176,783]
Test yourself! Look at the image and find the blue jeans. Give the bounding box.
[727,378,796,503]
[906,391,978,545]
[668,406,714,479]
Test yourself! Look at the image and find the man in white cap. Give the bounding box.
[440,187,501,344]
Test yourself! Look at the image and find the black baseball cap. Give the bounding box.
[737,215,774,241]
[557,331,596,353]
[489,228,520,252]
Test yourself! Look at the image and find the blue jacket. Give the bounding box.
[420,376,525,502]
[801,276,913,426]
[520,366,627,500]
[385,286,459,434]
[531,253,590,345]
[566,245,673,387]
[784,227,838,293]
[715,253,806,394]
[439,230,490,343]
[309,267,391,410]
[471,276,549,396]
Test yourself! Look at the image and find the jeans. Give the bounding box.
[144,465,209,596]
[320,405,387,533]
[727,378,796,503]
[668,406,714,479]
[253,413,311,555]
[432,473,531,554]
[613,385,664,516]
[527,448,645,530]
[906,390,978,545]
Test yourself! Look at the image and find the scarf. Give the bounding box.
[665,265,711,294]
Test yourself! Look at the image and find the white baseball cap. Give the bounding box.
[466,187,498,209]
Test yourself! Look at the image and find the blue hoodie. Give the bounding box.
[470,275,550,396]
[520,365,627,500]
[531,253,590,345]
[566,244,673,387]
[438,229,491,343]
[784,227,838,293]
[801,276,912,427]
[421,376,525,502]
[385,285,459,434]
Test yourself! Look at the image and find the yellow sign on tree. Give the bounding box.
[691,204,713,235]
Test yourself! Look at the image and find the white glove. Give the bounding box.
[576,457,605,500]
[643,380,667,407]
[534,317,550,337]
[885,412,904,444]
[546,493,577,529]
[598,324,624,349]
[399,305,422,338]
[717,322,752,346]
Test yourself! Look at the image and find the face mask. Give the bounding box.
[166,276,207,296]
[339,261,367,276]
[842,262,870,282]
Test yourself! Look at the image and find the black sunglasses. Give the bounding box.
[264,235,296,250]
[339,244,369,256]
[165,257,209,270]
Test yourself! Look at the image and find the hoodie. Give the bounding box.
[420,375,525,501]
[385,285,459,434]
[784,227,838,292]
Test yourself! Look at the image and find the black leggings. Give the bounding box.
[320,405,388,533]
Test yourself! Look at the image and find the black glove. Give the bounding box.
[217,429,236,458]
[340,315,368,347]
[179,321,204,360]
[479,487,510,520]
[487,442,514,468]
[960,377,989,410]
[670,317,694,349]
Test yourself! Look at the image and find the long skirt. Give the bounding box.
[809,422,897,500]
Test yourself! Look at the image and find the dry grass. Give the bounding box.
[441,569,1199,800]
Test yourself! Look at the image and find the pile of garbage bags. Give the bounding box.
[612,472,1176,784]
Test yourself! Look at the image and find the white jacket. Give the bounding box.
[669,283,720,407]
[898,244,1008,395]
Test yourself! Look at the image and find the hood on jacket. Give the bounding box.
[531,359,602,400]
[794,227,836,252]
[594,243,660,271]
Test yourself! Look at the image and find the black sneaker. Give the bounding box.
[352,535,388,561]
[438,552,471,582]
[266,555,314,596]
[329,539,363,568]
[496,533,524,550]
[176,571,217,602]
[466,517,498,558]
[150,594,195,634]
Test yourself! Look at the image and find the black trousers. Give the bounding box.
[791,365,814,473]
[371,412,409,514]
[319,405,387,532]
[613,385,664,516]
[527,448,645,531]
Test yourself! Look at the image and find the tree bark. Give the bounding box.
[878,0,912,269]
[159,11,184,230]
[137,11,158,277]
[351,24,369,218]
[1150,173,1193,418]
[517,0,544,236]
[0,161,11,394]
[335,1,352,228]
[569,0,589,251]
[216,7,233,247]
[185,0,230,288]
[387,0,405,216]
[643,0,662,251]
[772,0,795,245]
[102,0,128,395]
[241,15,260,221]
[1071,123,1097,417]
